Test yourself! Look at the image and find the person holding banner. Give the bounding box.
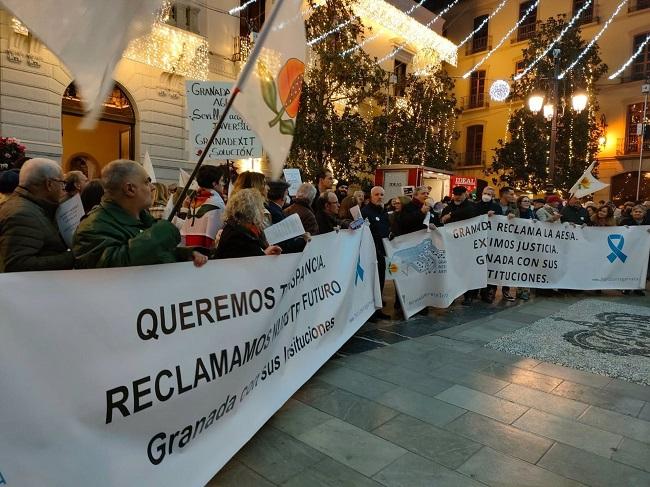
[394,186,431,235]
[440,186,477,225]
[473,187,502,303]
[561,196,589,225]
[214,189,282,259]
[179,165,228,248]
[0,158,74,272]
[362,186,391,320]
[73,160,208,269]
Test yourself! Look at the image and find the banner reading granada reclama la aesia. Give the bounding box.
[0,227,380,487]
[486,215,650,289]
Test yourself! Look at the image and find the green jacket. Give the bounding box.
[73,200,188,269]
[0,187,74,272]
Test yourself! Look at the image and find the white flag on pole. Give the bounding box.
[1,0,160,127]
[142,151,157,183]
[179,168,199,190]
[232,0,307,178]
[569,161,609,198]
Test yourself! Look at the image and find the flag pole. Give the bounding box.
[168,0,288,222]
[168,89,240,221]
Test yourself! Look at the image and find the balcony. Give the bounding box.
[466,35,492,55]
[460,94,489,110]
[628,0,650,13]
[574,3,597,24]
[456,151,486,167]
[616,136,650,155]
[514,22,536,43]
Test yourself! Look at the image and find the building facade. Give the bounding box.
[443,0,650,202]
[0,0,456,183]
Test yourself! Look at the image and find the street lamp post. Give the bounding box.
[527,49,589,192]
[636,81,649,201]
[385,73,397,165]
[548,49,561,186]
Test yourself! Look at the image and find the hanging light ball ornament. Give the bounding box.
[489,80,510,102]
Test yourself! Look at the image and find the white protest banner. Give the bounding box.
[264,213,305,245]
[0,227,380,486]
[186,81,262,161]
[283,168,302,196]
[384,216,488,318]
[486,216,650,289]
[55,193,85,248]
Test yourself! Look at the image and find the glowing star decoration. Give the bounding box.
[489,80,510,102]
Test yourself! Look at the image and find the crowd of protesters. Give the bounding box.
[0,157,648,318]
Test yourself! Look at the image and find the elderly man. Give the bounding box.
[284,183,319,235]
[316,190,346,234]
[561,196,589,225]
[362,186,391,320]
[440,186,477,224]
[0,158,74,272]
[73,159,207,269]
[394,186,431,236]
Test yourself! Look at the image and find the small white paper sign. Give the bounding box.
[350,205,362,221]
[264,213,305,245]
[423,211,431,232]
[283,168,302,196]
[56,194,85,248]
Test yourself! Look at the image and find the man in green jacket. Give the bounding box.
[73,159,208,269]
[0,158,74,272]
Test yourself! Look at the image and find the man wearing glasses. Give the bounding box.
[0,158,74,272]
[73,159,208,269]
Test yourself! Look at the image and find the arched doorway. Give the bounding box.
[61,82,136,176]
[610,171,650,205]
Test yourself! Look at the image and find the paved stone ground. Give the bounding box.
[208,286,650,487]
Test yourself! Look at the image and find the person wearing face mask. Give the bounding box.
[467,187,502,303]
[514,195,536,300]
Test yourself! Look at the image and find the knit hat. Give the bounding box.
[546,195,562,204]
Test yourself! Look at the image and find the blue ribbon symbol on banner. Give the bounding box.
[607,234,627,263]
[355,256,365,285]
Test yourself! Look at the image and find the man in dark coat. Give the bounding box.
[362,186,391,320]
[0,158,74,272]
[471,186,502,303]
[561,196,589,224]
[284,183,319,235]
[394,186,431,236]
[316,190,347,234]
[73,160,208,269]
[440,186,477,225]
[265,180,306,253]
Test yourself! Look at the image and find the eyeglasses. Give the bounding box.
[49,178,66,186]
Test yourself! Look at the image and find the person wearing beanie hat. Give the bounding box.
[536,195,562,222]
[335,180,349,202]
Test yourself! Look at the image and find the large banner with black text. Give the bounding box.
[0,228,380,487]
[486,216,650,289]
[384,216,489,318]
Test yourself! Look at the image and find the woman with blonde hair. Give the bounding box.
[338,195,357,224]
[231,171,271,227]
[591,205,616,227]
[214,188,282,259]
[149,182,170,219]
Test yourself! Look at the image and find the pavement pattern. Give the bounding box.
[207,288,650,487]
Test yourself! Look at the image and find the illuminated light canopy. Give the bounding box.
[11,17,28,36]
[367,0,458,68]
[489,80,510,102]
[123,23,209,80]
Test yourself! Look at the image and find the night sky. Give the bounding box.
[423,0,469,13]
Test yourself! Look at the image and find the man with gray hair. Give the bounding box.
[73,159,208,269]
[284,182,319,235]
[0,158,74,272]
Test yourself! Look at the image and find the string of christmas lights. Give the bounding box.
[229,0,258,16]
[308,19,352,45]
[608,34,650,79]
[376,0,461,65]
[558,0,626,80]
[340,0,428,57]
[456,0,509,50]
[514,0,592,81]
[462,0,539,79]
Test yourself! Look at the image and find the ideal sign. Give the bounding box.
[449,176,477,196]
